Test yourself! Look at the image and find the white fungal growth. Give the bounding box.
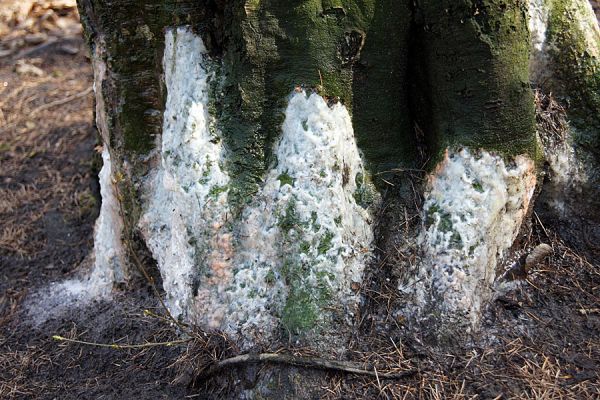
[402,149,536,327]
[88,38,127,288]
[528,0,551,83]
[26,45,125,323]
[528,0,549,54]
[224,92,375,339]
[138,27,231,320]
[541,132,588,216]
[89,147,126,288]
[139,27,374,343]
[26,147,123,325]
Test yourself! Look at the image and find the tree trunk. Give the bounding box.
[529,0,600,257]
[76,0,599,396]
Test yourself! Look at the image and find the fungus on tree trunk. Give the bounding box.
[76,0,599,362]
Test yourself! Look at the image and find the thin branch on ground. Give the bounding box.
[193,352,417,383]
[31,86,93,115]
[52,335,192,349]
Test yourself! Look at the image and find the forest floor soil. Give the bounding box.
[0,1,599,399]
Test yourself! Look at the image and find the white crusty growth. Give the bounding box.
[139,26,375,343]
[225,92,374,338]
[139,27,231,320]
[528,0,551,83]
[26,147,125,325]
[402,149,536,327]
[89,147,127,289]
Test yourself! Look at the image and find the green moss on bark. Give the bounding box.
[213,0,396,210]
[546,0,600,153]
[415,0,537,161]
[269,193,348,336]
[78,0,212,155]
[79,0,421,213]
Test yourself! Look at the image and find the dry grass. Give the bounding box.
[1,298,191,399]
[0,6,101,395]
[284,181,600,400]
[534,90,568,146]
[0,344,54,398]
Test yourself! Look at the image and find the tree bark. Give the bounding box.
[529,0,600,258]
[76,0,599,396]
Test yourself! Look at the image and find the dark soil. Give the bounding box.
[1,2,599,399]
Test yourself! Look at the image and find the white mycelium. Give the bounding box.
[540,128,588,217]
[528,0,549,53]
[139,27,374,343]
[27,40,125,323]
[139,27,231,320]
[402,149,536,327]
[26,147,123,324]
[86,37,126,290]
[528,0,551,83]
[225,92,374,338]
[89,147,126,288]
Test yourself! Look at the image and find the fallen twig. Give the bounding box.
[31,86,93,115]
[52,335,192,349]
[578,308,600,315]
[194,352,416,383]
[9,38,59,61]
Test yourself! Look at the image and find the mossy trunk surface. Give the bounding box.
[414,0,537,159]
[77,0,598,397]
[530,0,600,257]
